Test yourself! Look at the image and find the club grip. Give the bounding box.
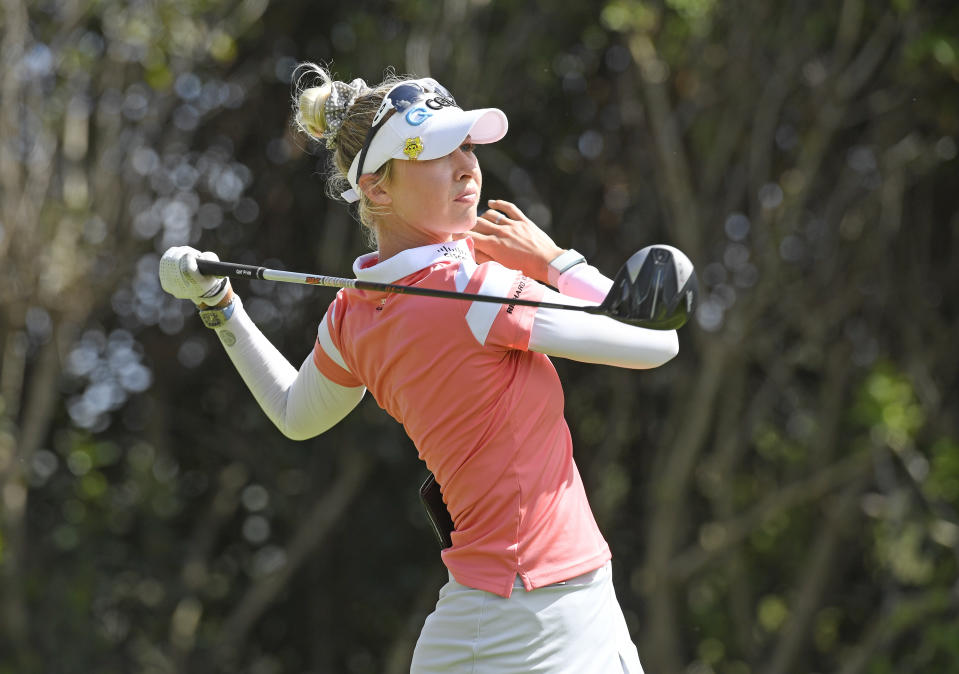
[196,259,265,280]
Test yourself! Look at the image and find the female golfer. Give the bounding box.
[159,64,680,672]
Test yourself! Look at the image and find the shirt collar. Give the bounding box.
[353,238,475,283]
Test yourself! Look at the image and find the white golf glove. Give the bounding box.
[159,246,231,306]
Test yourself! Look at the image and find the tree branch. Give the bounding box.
[639,341,726,673]
[627,33,702,260]
[673,450,873,583]
[212,452,372,663]
[836,588,957,674]
[762,477,868,674]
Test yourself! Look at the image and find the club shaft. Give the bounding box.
[197,259,603,314]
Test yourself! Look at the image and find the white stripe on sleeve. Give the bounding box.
[317,314,351,372]
[464,264,516,345]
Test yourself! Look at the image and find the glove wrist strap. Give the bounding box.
[197,277,230,306]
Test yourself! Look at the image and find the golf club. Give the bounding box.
[196,245,699,330]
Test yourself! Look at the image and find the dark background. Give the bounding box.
[2,0,958,672]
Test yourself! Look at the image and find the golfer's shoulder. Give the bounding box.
[467,259,524,293]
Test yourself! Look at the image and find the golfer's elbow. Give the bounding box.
[271,379,363,441]
[273,409,324,441]
[276,416,336,441]
[275,411,341,441]
[278,425,316,442]
[646,329,679,368]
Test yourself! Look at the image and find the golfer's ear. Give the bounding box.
[358,174,391,206]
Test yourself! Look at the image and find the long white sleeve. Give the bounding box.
[555,262,613,302]
[529,265,679,369]
[211,297,366,440]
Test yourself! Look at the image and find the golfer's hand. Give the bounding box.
[470,200,564,283]
[159,246,231,306]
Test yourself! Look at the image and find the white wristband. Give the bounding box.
[547,249,587,287]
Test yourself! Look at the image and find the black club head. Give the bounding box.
[599,245,699,329]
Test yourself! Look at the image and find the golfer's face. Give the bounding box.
[386,140,482,238]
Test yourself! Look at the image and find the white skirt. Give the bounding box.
[410,562,645,673]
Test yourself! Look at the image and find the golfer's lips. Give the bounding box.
[454,185,478,204]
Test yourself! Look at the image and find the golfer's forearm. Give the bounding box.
[529,288,679,368]
[212,298,364,439]
[555,263,613,303]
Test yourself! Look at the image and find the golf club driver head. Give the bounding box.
[599,245,699,329]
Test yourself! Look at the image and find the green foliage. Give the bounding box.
[853,362,924,450]
[757,594,788,633]
[665,0,716,23]
[2,0,958,672]
[926,438,959,504]
[601,0,659,34]
[813,605,843,653]
[873,521,935,585]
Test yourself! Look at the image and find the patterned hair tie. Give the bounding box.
[323,77,370,149]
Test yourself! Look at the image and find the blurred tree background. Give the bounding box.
[1,0,957,672]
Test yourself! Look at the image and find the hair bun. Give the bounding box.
[321,78,371,148]
[297,82,333,140]
[294,64,370,148]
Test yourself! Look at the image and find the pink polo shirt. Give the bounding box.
[312,239,610,598]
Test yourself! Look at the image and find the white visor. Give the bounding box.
[342,81,508,202]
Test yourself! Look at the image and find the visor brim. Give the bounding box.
[401,107,508,161]
[347,106,508,194]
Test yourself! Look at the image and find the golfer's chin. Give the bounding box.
[447,208,479,234]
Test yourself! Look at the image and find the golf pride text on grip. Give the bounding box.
[196,259,266,279]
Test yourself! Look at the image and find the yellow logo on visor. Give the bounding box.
[404,137,424,160]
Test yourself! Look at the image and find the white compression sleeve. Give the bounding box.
[555,262,613,302]
[211,298,366,440]
[528,286,680,369]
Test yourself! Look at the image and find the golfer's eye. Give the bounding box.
[460,141,475,153]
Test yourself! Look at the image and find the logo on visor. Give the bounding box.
[425,96,457,110]
[405,107,432,126]
[404,137,424,160]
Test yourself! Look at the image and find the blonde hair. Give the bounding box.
[293,63,407,247]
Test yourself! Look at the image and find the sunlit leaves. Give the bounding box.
[208,30,238,63]
[903,32,959,77]
[924,438,959,505]
[757,594,789,632]
[696,634,725,665]
[874,521,935,585]
[601,0,660,34]
[854,363,924,451]
[665,0,716,23]
[99,1,251,67]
